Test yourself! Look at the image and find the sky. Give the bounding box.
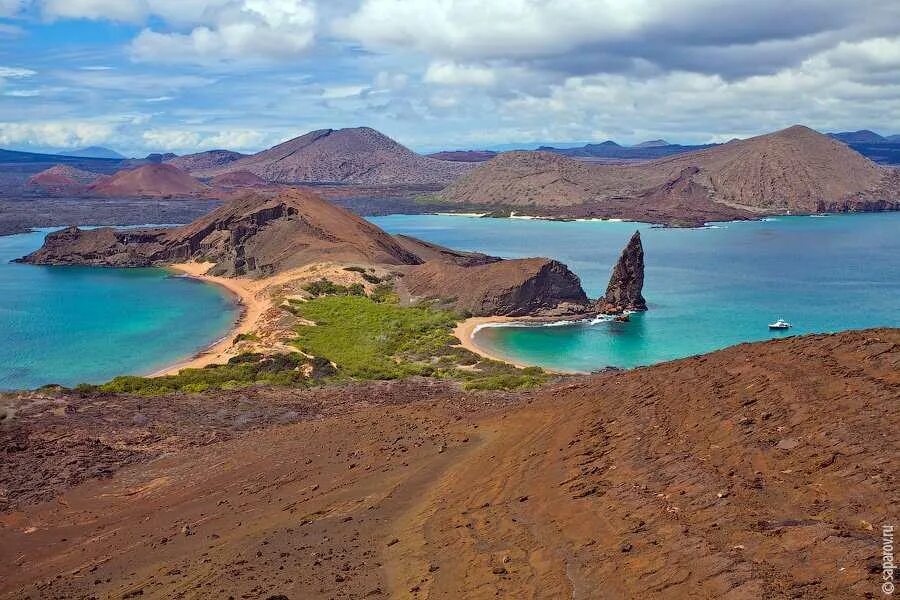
[1,0,899,157]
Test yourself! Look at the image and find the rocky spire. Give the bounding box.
[599,230,647,313]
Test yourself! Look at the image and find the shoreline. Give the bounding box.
[453,316,589,374]
[453,317,529,368]
[149,263,265,376]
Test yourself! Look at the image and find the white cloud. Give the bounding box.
[424,61,496,87]
[141,127,268,151]
[0,66,36,78]
[320,84,366,99]
[336,0,648,61]
[130,0,315,64]
[0,0,30,17]
[4,89,40,96]
[0,120,116,148]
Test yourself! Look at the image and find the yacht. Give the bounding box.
[768,318,792,330]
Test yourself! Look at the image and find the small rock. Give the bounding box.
[619,542,633,553]
[517,495,529,502]
[181,524,193,536]
[387,538,399,547]
[775,438,800,450]
[492,566,507,575]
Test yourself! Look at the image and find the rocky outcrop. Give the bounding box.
[401,257,589,317]
[596,231,646,313]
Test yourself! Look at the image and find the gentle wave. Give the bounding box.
[471,314,620,337]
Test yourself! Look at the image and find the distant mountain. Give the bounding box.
[438,125,900,226]
[634,139,671,148]
[196,127,474,185]
[88,164,209,197]
[825,130,900,164]
[145,152,178,163]
[58,146,126,159]
[166,149,246,173]
[426,150,497,162]
[543,140,717,160]
[828,130,887,144]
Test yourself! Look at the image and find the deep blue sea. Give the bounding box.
[371,213,900,372]
[0,228,239,390]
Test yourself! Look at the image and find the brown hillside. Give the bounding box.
[439,125,900,224]
[197,127,474,185]
[87,164,209,197]
[1,329,896,598]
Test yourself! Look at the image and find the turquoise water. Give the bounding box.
[371,213,900,371]
[0,229,239,390]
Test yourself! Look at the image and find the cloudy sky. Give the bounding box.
[1,0,899,156]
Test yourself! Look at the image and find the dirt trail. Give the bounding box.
[1,329,897,599]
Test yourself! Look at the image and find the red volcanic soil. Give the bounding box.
[87,163,209,197]
[1,328,896,599]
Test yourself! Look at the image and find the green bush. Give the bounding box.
[303,278,366,298]
[94,352,311,396]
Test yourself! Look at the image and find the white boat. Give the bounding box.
[768,318,792,330]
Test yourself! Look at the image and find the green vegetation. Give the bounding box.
[303,278,365,297]
[79,353,329,396]
[289,295,547,389]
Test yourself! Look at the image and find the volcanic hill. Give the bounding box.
[87,164,209,198]
[439,125,900,225]
[194,127,474,185]
[25,164,100,194]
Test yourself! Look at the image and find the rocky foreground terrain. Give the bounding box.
[439,125,900,226]
[0,329,896,599]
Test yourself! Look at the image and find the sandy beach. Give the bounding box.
[150,262,267,376]
[452,316,532,368]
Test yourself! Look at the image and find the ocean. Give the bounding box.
[370,212,900,372]
[0,228,239,390]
